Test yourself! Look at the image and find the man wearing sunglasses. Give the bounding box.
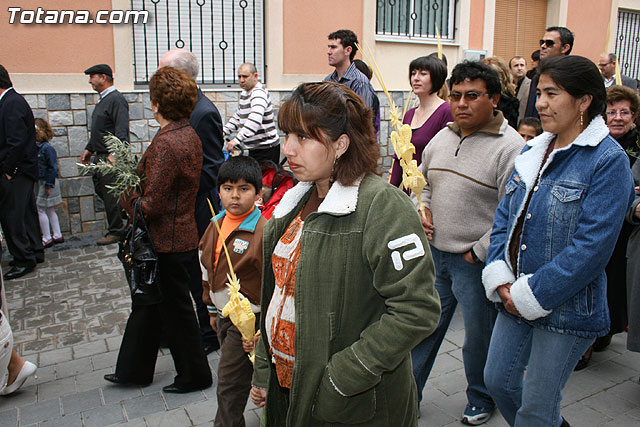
[412,61,525,425]
[524,26,574,118]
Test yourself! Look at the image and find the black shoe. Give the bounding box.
[3,264,36,280]
[162,382,210,394]
[104,373,149,386]
[574,346,593,371]
[561,416,570,427]
[593,334,612,352]
[203,342,220,355]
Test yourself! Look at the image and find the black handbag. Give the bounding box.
[117,197,162,305]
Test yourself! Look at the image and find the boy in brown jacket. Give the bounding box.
[199,156,266,427]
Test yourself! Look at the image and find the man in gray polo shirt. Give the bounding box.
[80,64,129,246]
[412,61,524,425]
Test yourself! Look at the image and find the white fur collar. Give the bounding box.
[514,115,609,189]
[272,177,363,219]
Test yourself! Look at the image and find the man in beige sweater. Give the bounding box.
[412,61,525,425]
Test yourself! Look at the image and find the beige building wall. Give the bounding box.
[567,0,613,61]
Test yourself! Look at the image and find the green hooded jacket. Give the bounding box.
[252,174,441,426]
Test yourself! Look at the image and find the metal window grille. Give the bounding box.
[376,0,456,40]
[131,0,264,86]
[615,9,640,80]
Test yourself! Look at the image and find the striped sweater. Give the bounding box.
[223,82,279,149]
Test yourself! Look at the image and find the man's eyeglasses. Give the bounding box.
[606,109,632,119]
[540,39,556,47]
[598,62,613,68]
[448,91,489,102]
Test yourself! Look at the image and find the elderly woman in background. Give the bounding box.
[389,56,453,189]
[104,67,212,393]
[482,56,634,426]
[250,82,441,426]
[617,87,640,354]
[575,85,640,365]
[483,57,520,128]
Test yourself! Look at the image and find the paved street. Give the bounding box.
[1,238,639,426]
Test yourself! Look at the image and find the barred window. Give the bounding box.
[616,9,640,80]
[376,0,456,40]
[131,0,264,86]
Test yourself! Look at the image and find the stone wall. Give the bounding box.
[24,89,410,237]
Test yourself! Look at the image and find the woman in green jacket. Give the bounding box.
[250,82,441,426]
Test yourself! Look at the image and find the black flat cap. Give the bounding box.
[84,64,113,78]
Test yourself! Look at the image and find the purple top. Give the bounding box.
[390,102,453,188]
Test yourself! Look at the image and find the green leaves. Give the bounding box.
[77,133,143,197]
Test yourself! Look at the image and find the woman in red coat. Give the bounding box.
[104,67,212,392]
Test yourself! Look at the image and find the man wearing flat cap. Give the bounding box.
[80,64,129,245]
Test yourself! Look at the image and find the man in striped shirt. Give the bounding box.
[224,63,280,164]
[324,29,376,111]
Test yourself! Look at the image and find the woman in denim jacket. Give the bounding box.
[481,56,634,427]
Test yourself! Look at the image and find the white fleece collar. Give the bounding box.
[272,177,363,219]
[514,115,609,189]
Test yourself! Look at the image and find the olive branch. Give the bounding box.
[77,134,143,197]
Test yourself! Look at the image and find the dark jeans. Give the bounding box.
[215,316,260,427]
[411,246,496,409]
[115,250,212,388]
[92,154,125,236]
[0,174,43,267]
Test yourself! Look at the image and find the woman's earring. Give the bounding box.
[580,111,584,128]
[330,155,338,184]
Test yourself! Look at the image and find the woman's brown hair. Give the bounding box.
[34,118,53,143]
[149,66,197,122]
[278,82,379,186]
[606,85,640,121]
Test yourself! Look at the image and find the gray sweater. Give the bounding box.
[86,89,129,153]
[418,111,524,260]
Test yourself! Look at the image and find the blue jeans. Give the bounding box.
[484,312,594,426]
[411,246,497,408]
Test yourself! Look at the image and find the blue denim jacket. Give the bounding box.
[37,141,58,188]
[482,116,634,337]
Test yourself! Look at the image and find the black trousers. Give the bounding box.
[249,144,281,165]
[115,250,213,388]
[0,174,43,267]
[92,154,125,237]
[188,188,220,348]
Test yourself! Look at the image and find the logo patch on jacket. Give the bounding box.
[232,238,249,254]
[388,233,425,271]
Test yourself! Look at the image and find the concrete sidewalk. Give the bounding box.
[0,242,639,426]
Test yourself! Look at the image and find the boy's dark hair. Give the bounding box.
[545,26,574,54]
[217,156,262,192]
[352,59,372,80]
[531,50,540,62]
[0,65,13,89]
[328,29,358,61]
[409,56,448,94]
[450,61,502,96]
[518,117,543,135]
